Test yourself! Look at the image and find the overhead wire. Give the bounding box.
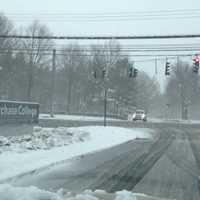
[5,8,200,22]
[5,8,200,17]
[0,48,198,58]
[1,34,200,40]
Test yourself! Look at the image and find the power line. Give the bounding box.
[7,16,200,22]
[6,8,200,22]
[1,34,200,40]
[6,8,200,16]
[133,56,192,63]
[12,43,200,49]
[1,47,200,52]
[0,49,198,58]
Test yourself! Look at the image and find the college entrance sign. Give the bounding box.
[0,100,39,124]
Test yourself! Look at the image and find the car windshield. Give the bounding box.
[1,1,200,200]
[136,111,144,114]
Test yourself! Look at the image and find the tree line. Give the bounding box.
[4,12,199,119]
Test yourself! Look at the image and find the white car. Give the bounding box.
[132,110,147,122]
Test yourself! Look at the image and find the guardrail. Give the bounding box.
[0,100,39,124]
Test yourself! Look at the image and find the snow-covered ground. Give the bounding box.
[146,118,200,124]
[40,113,123,122]
[0,184,170,200]
[0,126,152,182]
[172,119,200,124]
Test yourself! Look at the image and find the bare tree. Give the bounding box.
[61,44,85,113]
[0,13,14,99]
[165,61,199,119]
[0,13,13,48]
[22,20,53,101]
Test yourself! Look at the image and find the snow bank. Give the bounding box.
[0,184,63,200]
[40,114,122,122]
[0,184,171,200]
[116,190,137,200]
[0,127,89,153]
[0,126,152,182]
[0,184,138,200]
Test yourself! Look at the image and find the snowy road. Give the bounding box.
[10,126,200,200]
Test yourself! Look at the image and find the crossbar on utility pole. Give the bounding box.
[50,49,56,117]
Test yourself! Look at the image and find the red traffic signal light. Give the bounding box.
[193,55,199,73]
[193,55,199,65]
[194,58,199,63]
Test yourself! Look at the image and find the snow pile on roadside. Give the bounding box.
[0,136,10,146]
[0,184,63,200]
[0,184,138,200]
[40,113,122,122]
[0,127,89,153]
[0,126,152,182]
[0,184,171,200]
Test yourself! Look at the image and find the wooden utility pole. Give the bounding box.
[104,88,107,127]
[50,49,56,117]
[155,58,158,74]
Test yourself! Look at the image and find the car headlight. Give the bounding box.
[141,114,145,119]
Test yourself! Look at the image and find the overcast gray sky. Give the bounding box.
[1,0,200,91]
[2,0,200,35]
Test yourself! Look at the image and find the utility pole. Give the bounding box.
[180,84,185,120]
[104,88,107,127]
[102,66,107,127]
[27,59,33,101]
[50,49,56,117]
[177,56,184,120]
[155,58,158,74]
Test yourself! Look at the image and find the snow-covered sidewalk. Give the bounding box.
[0,126,152,182]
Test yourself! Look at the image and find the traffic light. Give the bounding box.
[128,66,138,78]
[165,61,170,76]
[92,70,97,79]
[193,55,199,73]
[128,66,133,78]
[133,68,138,78]
[102,68,106,79]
